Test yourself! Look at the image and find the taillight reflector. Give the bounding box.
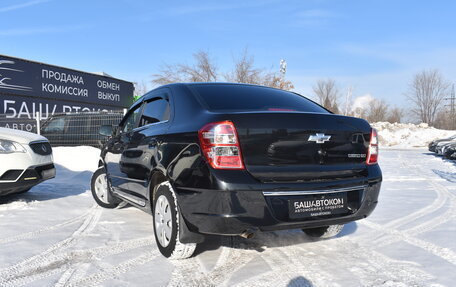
[366,128,379,165]
[198,121,245,169]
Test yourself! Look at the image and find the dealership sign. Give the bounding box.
[0,55,133,130]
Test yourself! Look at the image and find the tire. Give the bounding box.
[153,181,196,259]
[302,224,344,238]
[91,167,120,208]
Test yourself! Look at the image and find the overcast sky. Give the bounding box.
[1,0,455,107]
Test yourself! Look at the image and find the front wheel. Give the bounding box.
[91,167,120,208]
[302,224,344,238]
[153,181,196,259]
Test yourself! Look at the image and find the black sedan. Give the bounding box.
[91,83,382,259]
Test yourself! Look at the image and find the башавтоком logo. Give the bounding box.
[0,59,33,92]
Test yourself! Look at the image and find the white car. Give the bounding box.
[0,127,56,196]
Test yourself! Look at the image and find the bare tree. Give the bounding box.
[133,81,149,102]
[152,48,294,91]
[151,63,184,85]
[342,86,353,116]
[224,49,263,84]
[262,72,294,91]
[313,79,340,113]
[152,50,217,85]
[406,69,450,125]
[366,99,389,122]
[181,51,218,82]
[387,107,403,123]
[225,49,294,90]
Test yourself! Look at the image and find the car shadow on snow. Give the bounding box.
[424,151,456,163]
[432,169,456,183]
[194,222,357,256]
[287,276,313,287]
[0,163,92,204]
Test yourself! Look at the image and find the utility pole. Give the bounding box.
[344,86,353,116]
[279,59,287,77]
[444,83,456,129]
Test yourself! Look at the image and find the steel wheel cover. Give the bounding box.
[154,195,173,247]
[94,173,110,204]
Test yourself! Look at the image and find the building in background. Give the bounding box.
[0,54,134,132]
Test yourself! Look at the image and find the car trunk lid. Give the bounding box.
[228,112,372,182]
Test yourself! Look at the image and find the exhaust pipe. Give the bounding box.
[239,230,255,239]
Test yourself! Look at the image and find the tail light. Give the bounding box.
[366,128,379,165]
[198,121,245,169]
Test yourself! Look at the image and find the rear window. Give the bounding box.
[189,84,329,113]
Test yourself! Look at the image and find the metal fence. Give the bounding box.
[0,110,125,147]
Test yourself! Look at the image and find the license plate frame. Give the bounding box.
[288,192,348,219]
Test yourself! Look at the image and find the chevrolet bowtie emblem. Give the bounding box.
[308,133,331,144]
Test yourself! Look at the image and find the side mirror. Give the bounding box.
[99,125,114,137]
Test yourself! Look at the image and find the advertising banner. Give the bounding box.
[0,55,133,130]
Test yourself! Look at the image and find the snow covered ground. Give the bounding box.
[0,146,455,286]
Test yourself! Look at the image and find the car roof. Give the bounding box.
[132,82,299,109]
[170,82,285,90]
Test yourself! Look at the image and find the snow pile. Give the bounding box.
[372,122,455,148]
[52,146,100,172]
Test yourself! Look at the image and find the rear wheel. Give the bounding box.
[91,167,120,208]
[302,224,344,238]
[153,181,196,259]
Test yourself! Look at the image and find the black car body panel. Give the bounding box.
[100,83,382,237]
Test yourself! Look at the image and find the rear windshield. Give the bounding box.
[189,84,329,113]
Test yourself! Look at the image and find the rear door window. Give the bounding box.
[190,84,328,113]
[139,96,170,127]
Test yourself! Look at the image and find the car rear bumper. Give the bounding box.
[174,166,382,236]
[0,164,56,196]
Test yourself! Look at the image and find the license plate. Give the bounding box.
[289,192,348,219]
[41,168,56,179]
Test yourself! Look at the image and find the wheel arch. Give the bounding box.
[149,168,168,204]
[149,168,204,244]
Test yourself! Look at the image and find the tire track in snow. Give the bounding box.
[361,219,456,265]
[167,246,208,287]
[66,249,159,287]
[382,185,447,229]
[253,245,329,286]
[376,190,456,248]
[232,232,344,287]
[0,236,155,287]
[203,237,260,286]
[373,152,456,248]
[406,193,456,236]
[0,205,98,245]
[168,236,258,287]
[54,236,155,287]
[0,206,102,286]
[382,154,450,230]
[332,238,435,286]
[232,230,437,287]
